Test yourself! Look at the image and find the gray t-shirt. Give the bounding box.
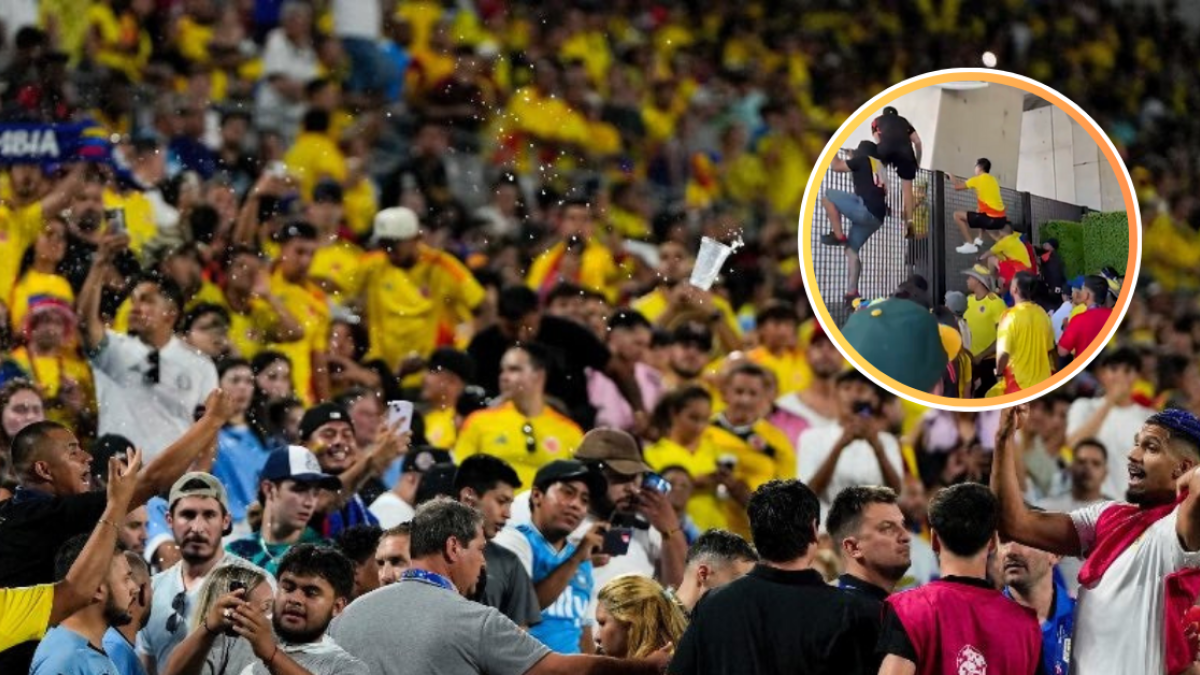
[483,542,542,628]
[330,577,551,675]
[204,633,368,675]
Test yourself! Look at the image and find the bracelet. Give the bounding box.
[662,527,683,540]
[98,518,121,534]
[203,617,219,635]
[267,644,280,668]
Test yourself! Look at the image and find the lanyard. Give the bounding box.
[400,568,457,592]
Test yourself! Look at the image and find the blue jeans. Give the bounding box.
[826,189,883,252]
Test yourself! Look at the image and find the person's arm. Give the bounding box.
[230,601,314,675]
[251,273,304,343]
[990,405,1082,556]
[527,654,666,675]
[879,655,917,675]
[535,524,605,609]
[316,427,410,513]
[637,490,687,589]
[1176,467,1200,552]
[51,449,142,624]
[40,164,86,217]
[604,358,646,414]
[162,588,247,675]
[807,427,856,500]
[79,235,125,352]
[946,173,968,191]
[830,157,851,173]
[909,130,922,165]
[132,389,234,506]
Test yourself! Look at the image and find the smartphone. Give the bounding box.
[105,207,126,235]
[642,472,672,495]
[387,400,414,433]
[601,527,633,557]
[225,580,246,635]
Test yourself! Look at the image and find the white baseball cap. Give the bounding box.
[372,207,420,244]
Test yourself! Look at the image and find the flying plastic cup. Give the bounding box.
[690,236,735,291]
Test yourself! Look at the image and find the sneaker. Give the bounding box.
[820,233,847,247]
[956,243,979,254]
[974,237,983,246]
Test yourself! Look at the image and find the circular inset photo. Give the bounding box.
[798,69,1140,410]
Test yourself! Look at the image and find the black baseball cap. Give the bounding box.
[428,348,476,384]
[299,402,354,440]
[312,179,344,204]
[533,460,607,499]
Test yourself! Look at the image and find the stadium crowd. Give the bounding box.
[2,0,1200,674]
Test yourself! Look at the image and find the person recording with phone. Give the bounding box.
[797,371,904,519]
[494,460,609,654]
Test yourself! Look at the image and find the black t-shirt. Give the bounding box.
[877,576,1049,675]
[467,315,612,427]
[0,488,109,672]
[846,154,888,221]
[873,114,916,146]
[669,565,879,675]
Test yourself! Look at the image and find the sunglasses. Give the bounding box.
[522,421,536,454]
[166,590,186,633]
[144,350,161,386]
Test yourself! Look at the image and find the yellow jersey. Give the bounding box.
[0,584,53,652]
[283,132,346,201]
[631,287,742,337]
[526,240,621,304]
[269,268,330,405]
[965,293,1008,354]
[454,402,584,490]
[998,302,1056,391]
[643,435,728,532]
[309,239,365,301]
[424,407,458,449]
[966,173,1006,218]
[9,270,74,331]
[360,247,486,372]
[991,232,1032,268]
[746,346,811,397]
[0,202,44,304]
[705,419,797,537]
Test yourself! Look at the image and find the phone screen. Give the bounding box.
[387,401,414,433]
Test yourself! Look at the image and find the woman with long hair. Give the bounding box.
[594,574,687,658]
[643,385,738,533]
[0,379,47,500]
[190,565,273,633]
[247,350,293,446]
[212,358,271,533]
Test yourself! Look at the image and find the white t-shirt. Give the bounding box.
[1040,493,1106,597]
[773,394,838,432]
[1069,501,1200,675]
[505,490,662,622]
[796,424,903,520]
[91,331,218,461]
[1051,301,1074,341]
[369,492,415,529]
[1066,398,1154,499]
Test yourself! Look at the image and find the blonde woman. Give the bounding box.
[594,574,688,659]
[191,566,273,633]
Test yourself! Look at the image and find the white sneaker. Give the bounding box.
[974,237,983,246]
[956,243,979,254]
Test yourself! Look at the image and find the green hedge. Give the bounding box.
[1081,211,1130,276]
[1039,220,1085,279]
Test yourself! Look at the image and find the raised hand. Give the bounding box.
[106,447,142,509]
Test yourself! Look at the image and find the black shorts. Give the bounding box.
[877,143,917,180]
[967,212,1008,230]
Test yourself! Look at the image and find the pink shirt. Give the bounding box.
[587,363,665,431]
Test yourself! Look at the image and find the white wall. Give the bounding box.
[1016,105,1123,211]
[930,84,1026,188]
[843,87,942,168]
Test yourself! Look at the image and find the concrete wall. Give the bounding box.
[843,87,942,168]
[930,84,1025,189]
[1016,105,1125,211]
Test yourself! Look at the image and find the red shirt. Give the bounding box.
[1058,306,1113,356]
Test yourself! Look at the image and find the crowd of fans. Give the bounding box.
[1,0,1200,673]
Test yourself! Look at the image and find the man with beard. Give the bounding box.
[103,552,152,675]
[139,473,273,674]
[993,406,1200,674]
[227,447,342,575]
[165,544,368,675]
[494,461,609,654]
[358,207,486,382]
[1000,522,1075,675]
[30,534,142,675]
[0,163,84,301]
[298,402,410,538]
[332,497,670,674]
[453,454,541,628]
[1038,439,1109,596]
[81,237,219,461]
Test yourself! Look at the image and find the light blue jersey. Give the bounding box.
[517,523,593,654]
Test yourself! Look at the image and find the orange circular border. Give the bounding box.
[797,69,1142,411]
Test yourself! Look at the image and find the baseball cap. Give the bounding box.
[428,348,476,384]
[372,207,420,244]
[169,472,230,511]
[842,298,949,392]
[944,291,968,315]
[260,446,342,490]
[402,446,454,474]
[573,428,651,475]
[299,402,354,440]
[533,460,607,500]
